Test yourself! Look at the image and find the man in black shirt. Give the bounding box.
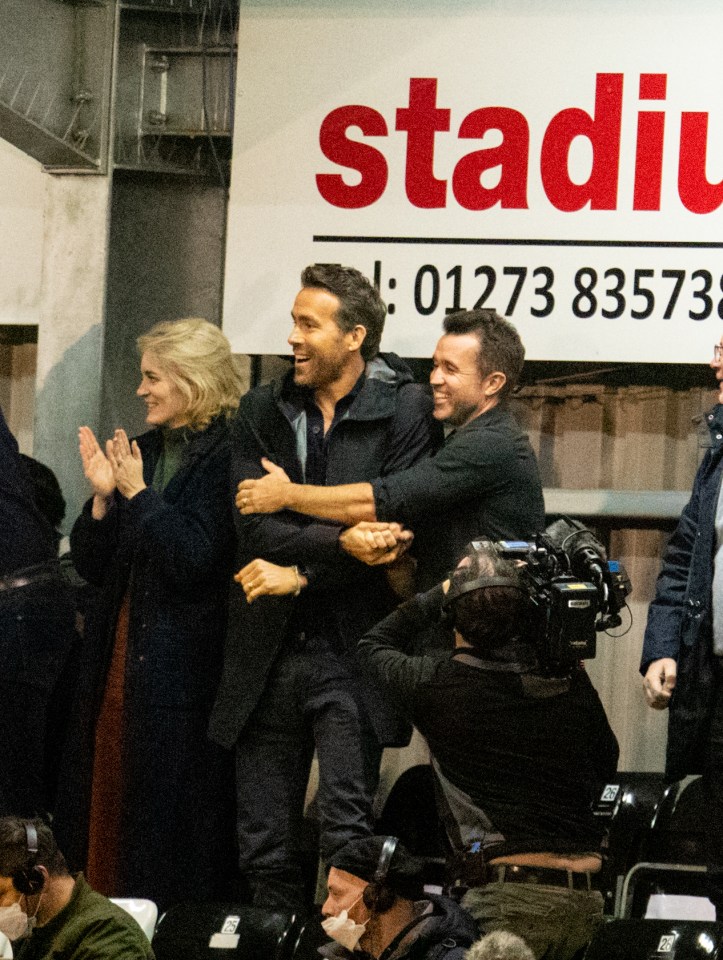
[357,541,618,960]
[0,406,77,817]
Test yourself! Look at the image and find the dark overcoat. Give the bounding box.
[53,416,236,910]
[641,404,723,780]
[209,353,439,750]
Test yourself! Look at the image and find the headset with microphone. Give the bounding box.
[12,823,45,896]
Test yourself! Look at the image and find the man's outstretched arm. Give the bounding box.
[236,457,377,525]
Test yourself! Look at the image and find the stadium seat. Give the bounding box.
[289,910,328,960]
[584,918,723,959]
[589,771,668,915]
[646,777,707,864]
[376,763,450,889]
[110,897,158,941]
[151,903,299,960]
[617,777,717,920]
[621,862,713,920]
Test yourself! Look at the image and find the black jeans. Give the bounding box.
[0,576,77,816]
[234,641,379,912]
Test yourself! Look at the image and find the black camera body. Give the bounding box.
[449,518,631,675]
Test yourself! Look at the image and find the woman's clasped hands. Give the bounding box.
[79,425,146,519]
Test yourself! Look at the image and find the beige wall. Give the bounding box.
[0,139,44,446]
[0,139,44,328]
[0,141,111,531]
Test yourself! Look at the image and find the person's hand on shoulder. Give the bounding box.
[236,458,291,514]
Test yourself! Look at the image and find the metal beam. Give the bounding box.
[544,488,690,521]
[0,0,114,171]
[0,102,98,169]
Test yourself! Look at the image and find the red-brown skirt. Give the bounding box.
[86,592,130,894]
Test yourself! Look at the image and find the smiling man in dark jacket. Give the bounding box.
[209,264,439,911]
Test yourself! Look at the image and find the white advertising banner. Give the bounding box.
[224,0,723,362]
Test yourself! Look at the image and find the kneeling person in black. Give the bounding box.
[357,542,619,960]
[0,818,153,959]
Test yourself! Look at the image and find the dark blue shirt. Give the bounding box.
[286,374,365,648]
[303,373,365,485]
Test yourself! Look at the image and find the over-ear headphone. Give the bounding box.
[12,823,45,896]
[362,836,398,914]
[442,575,526,629]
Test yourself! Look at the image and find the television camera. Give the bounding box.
[448,517,631,675]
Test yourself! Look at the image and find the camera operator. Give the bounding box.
[356,540,619,960]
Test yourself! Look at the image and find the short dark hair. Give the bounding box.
[446,541,530,651]
[301,264,386,361]
[442,309,525,399]
[0,818,67,879]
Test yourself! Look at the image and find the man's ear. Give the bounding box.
[346,324,368,353]
[484,371,507,397]
[33,865,49,894]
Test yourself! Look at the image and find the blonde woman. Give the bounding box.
[54,319,243,911]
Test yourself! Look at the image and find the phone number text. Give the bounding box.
[377,261,723,321]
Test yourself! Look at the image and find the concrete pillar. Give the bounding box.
[34,172,112,532]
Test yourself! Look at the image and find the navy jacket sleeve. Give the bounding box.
[119,476,233,589]
[231,402,350,567]
[232,382,439,584]
[640,455,706,671]
[70,501,121,587]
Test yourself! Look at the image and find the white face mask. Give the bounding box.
[0,901,29,941]
[321,894,369,952]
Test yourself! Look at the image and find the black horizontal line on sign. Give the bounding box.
[313,235,723,249]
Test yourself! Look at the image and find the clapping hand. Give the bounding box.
[106,429,146,500]
[79,425,116,499]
